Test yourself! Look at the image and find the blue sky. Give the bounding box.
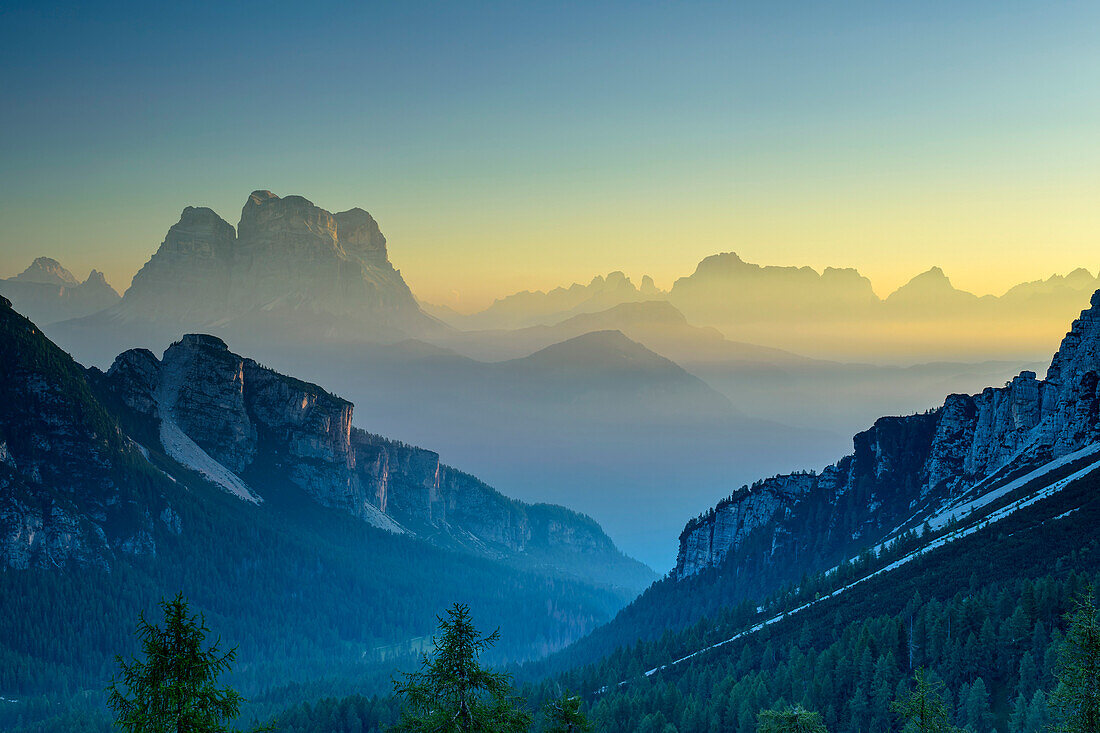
[2,1,1099,308]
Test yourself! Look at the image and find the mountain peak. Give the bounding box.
[12,257,79,286]
[886,266,975,304]
[335,207,388,265]
[83,270,110,287]
[172,333,230,352]
[518,329,679,373]
[74,190,438,356]
[248,189,279,206]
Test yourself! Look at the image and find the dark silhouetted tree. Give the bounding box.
[392,603,531,732]
[106,592,269,733]
[891,669,959,733]
[756,705,827,733]
[1049,589,1100,733]
[541,692,592,732]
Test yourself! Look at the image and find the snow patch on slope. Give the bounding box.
[927,442,1100,531]
[621,449,1100,689]
[154,351,261,504]
[360,502,407,534]
[158,418,261,503]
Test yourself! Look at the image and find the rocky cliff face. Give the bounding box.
[82,191,436,353]
[0,257,121,325]
[675,290,1100,584]
[0,296,171,570]
[102,333,634,565]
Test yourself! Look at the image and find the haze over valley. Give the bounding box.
[3,189,1083,566]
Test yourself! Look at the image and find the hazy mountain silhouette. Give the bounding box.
[245,329,838,568]
[49,191,446,367]
[0,257,120,325]
[436,271,664,331]
[444,252,1099,362]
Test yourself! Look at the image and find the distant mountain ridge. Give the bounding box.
[438,271,663,331]
[431,253,1100,361]
[0,257,120,326]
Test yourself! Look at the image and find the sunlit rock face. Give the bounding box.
[0,257,121,325]
[102,333,622,560]
[674,290,1100,586]
[106,334,362,517]
[64,191,440,363]
[122,206,235,323]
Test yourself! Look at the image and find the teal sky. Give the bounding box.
[2,1,1099,309]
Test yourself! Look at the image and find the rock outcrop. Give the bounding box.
[675,290,1100,586]
[0,296,169,569]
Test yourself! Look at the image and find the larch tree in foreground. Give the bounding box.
[891,668,960,733]
[1049,588,1100,733]
[541,692,592,732]
[107,592,271,733]
[756,705,828,733]
[392,602,532,733]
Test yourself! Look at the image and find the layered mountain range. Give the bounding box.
[526,287,1100,693]
[11,190,1097,566]
[1,296,648,586]
[432,253,1100,361]
[0,257,120,326]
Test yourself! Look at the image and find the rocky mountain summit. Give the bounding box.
[52,191,443,366]
[0,257,120,325]
[675,290,1100,592]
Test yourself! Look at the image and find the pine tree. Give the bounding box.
[1023,689,1052,733]
[891,669,959,733]
[963,677,993,733]
[756,705,827,733]
[106,593,269,733]
[392,603,531,732]
[541,692,592,733]
[1049,589,1100,733]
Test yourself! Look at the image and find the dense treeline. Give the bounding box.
[0,479,625,731]
[578,572,1093,732]
[265,469,1100,731]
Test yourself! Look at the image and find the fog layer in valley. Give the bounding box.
[5,190,1091,568]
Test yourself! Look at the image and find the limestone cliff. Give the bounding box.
[99,333,648,584]
[675,291,1100,587]
[66,191,440,364]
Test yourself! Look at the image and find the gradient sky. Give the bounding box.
[2,1,1099,311]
